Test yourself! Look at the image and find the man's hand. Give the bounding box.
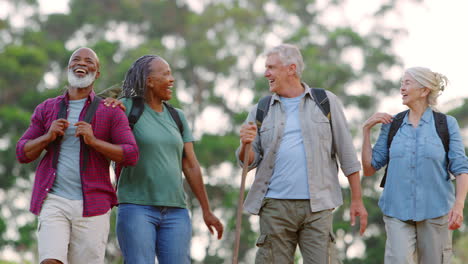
[203,211,224,240]
[240,122,257,145]
[350,199,368,235]
[103,97,126,111]
[47,118,69,142]
[448,203,464,230]
[74,121,96,146]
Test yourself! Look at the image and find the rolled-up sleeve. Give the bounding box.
[16,104,46,163]
[371,123,390,170]
[235,105,261,171]
[328,92,361,176]
[110,108,139,166]
[446,116,468,176]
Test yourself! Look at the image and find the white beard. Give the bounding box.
[67,69,97,88]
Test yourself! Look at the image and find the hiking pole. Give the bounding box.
[232,141,251,264]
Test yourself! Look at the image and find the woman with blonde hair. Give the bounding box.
[361,67,468,264]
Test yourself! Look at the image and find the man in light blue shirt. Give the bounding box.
[237,44,367,263]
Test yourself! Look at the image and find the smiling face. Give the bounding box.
[264,53,291,95]
[67,48,100,88]
[400,72,429,107]
[145,58,175,102]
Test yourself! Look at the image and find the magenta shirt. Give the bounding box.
[16,91,138,217]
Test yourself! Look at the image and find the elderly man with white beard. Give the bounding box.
[16,47,139,264]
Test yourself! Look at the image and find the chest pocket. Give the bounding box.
[311,112,331,141]
[258,122,275,151]
[389,138,406,159]
[424,136,446,161]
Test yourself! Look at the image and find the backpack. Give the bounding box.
[256,88,334,156]
[379,109,450,188]
[114,97,185,180]
[256,88,331,130]
[127,96,184,135]
[51,96,102,172]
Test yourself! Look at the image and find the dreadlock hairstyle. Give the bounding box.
[121,55,161,98]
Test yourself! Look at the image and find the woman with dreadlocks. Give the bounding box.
[109,55,223,264]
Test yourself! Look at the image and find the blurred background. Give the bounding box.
[0,0,467,263]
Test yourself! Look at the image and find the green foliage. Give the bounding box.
[1,0,465,263]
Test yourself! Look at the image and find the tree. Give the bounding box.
[1,0,465,263]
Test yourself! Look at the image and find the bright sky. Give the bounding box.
[383,0,468,113]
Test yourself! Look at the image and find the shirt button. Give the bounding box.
[45,188,49,191]
[265,181,269,185]
[262,190,266,193]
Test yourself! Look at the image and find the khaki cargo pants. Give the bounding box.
[255,198,342,264]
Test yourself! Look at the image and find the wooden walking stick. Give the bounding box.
[232,142,251,264]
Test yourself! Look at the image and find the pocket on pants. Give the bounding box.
[442,248,452,264]
[255,234,272,264]
[328,231,342,264]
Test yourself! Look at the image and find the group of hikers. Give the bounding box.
[16,44,467,264]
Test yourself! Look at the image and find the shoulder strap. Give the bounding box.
[52,99,68,169]
[380,110,408,188]
[311,88,330,120]
[433,111,449,153]
[81,96,102,172]
[311,88,335,157]
[164,102,184,136]
[255,95,272,130]
[83,96,102,123]
[128,97,145,130]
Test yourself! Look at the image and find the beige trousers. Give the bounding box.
[37,193,110,264]
[383,215,452,264]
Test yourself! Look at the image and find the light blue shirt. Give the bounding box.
[266,93,310,199]
[51,98,87,200]
[372,107,468,221]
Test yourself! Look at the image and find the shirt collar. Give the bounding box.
[61,88,96,104]
[271,82,311,104]
[402,107,433,125]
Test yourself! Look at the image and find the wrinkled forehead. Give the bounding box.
[69,48,100,66]
[401,72,416,81]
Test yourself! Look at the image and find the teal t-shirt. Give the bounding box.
[117,98,194,208]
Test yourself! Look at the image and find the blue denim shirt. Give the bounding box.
[372,107,468,221]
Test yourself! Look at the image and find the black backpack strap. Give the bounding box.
[255,95,272,130]
[433,111,449,153]
[164,102,184,136]
[128,97,145,130]
[164,102,185,157]
[380,110,408,188]
[81,96,102,172]
[52,99,68,169]
[83,96,102,123]
[311,88,335,156]
[433,111,450,179]
[311,88,330,120]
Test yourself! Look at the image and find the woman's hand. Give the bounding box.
[203,211,224,240]
[363,112,393,131]
[103,97,126,111]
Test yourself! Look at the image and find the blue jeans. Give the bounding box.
[116,203,192,264]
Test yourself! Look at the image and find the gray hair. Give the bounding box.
[405,67,448,106]
[266,44,305,77]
